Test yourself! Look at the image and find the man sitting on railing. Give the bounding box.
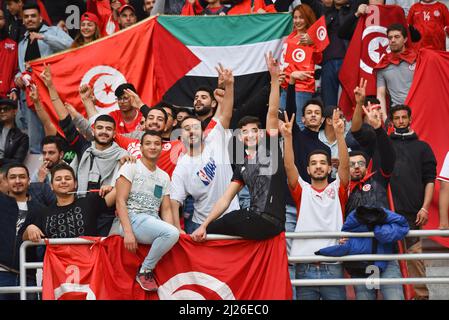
[283,102,350,299]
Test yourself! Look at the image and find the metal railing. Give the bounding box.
[0,230,448,299]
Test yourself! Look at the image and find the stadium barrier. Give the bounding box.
[0,230,448,300]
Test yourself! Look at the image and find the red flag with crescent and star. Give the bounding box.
[306,16,329,53]
[338,5,408,119]
[29,17,201,133]
[42,234,292,300]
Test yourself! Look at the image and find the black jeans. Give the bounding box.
[207,208,284,240]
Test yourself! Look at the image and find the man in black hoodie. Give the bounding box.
[389,104,436,300]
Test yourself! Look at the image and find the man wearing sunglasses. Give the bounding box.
[0,98,28,167]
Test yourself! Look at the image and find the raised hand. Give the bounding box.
[265,51,280,80]
[79,84,94,102]
[29,84,39,103]
[124,88,144,109]
[280,111,295,138]
[362,104,382,129]
[39,63,53,88]
[332,108,345,136]
[354,78,367,106]
[215,63,234,89]
[213,88,225,105]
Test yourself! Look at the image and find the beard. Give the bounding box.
[311,172,328,181]
[195,105,212,116]
[94,135,113,146]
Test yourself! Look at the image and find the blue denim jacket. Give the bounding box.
[17,24,73,75]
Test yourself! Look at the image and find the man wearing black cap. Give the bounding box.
[110,83,142,134]
[118,4,137,29]
[0,98,28,166]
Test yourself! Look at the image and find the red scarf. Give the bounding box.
[349,171,376,194]
[374,48,417,70]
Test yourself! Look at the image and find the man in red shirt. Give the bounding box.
[0,8,18,101]
[108,83,143,134]
[408,0,449,51]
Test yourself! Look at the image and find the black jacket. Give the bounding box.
[0,125,29,167]
[0,192,44,277]
[347,126,396,214]
[389,131,436,222]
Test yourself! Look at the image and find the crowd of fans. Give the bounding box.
[0,0,449,300]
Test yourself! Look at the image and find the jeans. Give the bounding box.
[238,185,251,209]
[115,214,179,271]
[0,272,37,300]
[353,261,404,300]
[18,92,45,154]
[184,219,201,235]
[320,59,343,108]
[296,263,347,300]
[285,204,297,299]
[280,90,313,131]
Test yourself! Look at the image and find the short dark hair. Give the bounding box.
[41,135,65,153]
[23,2,40,13]
[389,104,412,119]
[94,114,116,127]
[302,99,324,116]
[349,150,369,163]
[140,130,163,144]
[5,163,29,178]
[115,83,136,98]
[195,86,216,102]
[147,106,168,123]
[180,115,201,127]
[365,95,380,105]
[307,150,331,165]
[50,163,76,183]
[387,23,407,39]
[154,101,177,117]
[177,107,192,116]
[237,116,261,129]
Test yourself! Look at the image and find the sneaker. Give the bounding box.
[136,269,158,292]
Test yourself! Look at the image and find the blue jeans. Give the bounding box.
[285,204,297,299]
[115,214,179,270]
[280,90,313,131]
[353,261,404,300]
[296,263,347,300]
[184,219,201,235]
[238,185,250,209]
[18,92,45,154]
[0,272,37,300]
[320,59,343,108]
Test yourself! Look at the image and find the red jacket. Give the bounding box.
[0,37,18,97]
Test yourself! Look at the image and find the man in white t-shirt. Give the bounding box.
[170,66,240,234]
[112,131,179,292]
[438,151,449,229]
[282,108,350,300]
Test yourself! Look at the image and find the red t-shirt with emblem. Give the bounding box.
[115,133,183,177]
[108,109,143,135]
[408,1,449,51]
[280,32,322,93]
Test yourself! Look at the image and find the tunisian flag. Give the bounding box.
[405,49,449,248]
[29,17,200,131]
[338,5,407,118]
[307,16,329,53]
[42,234,292,300]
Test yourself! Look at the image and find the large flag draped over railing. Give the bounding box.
[29,14,292,132]
[42,234,292,300]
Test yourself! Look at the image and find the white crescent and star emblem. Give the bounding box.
[80,66,127,113]
[362,184,372,192]
[292,48,306,63]
[434,10,440,17]
[360,26,391,75]
[158,272,236,300]
[317,26,327,41]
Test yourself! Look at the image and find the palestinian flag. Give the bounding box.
[159,14,292,107]
[30,14,292,130]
